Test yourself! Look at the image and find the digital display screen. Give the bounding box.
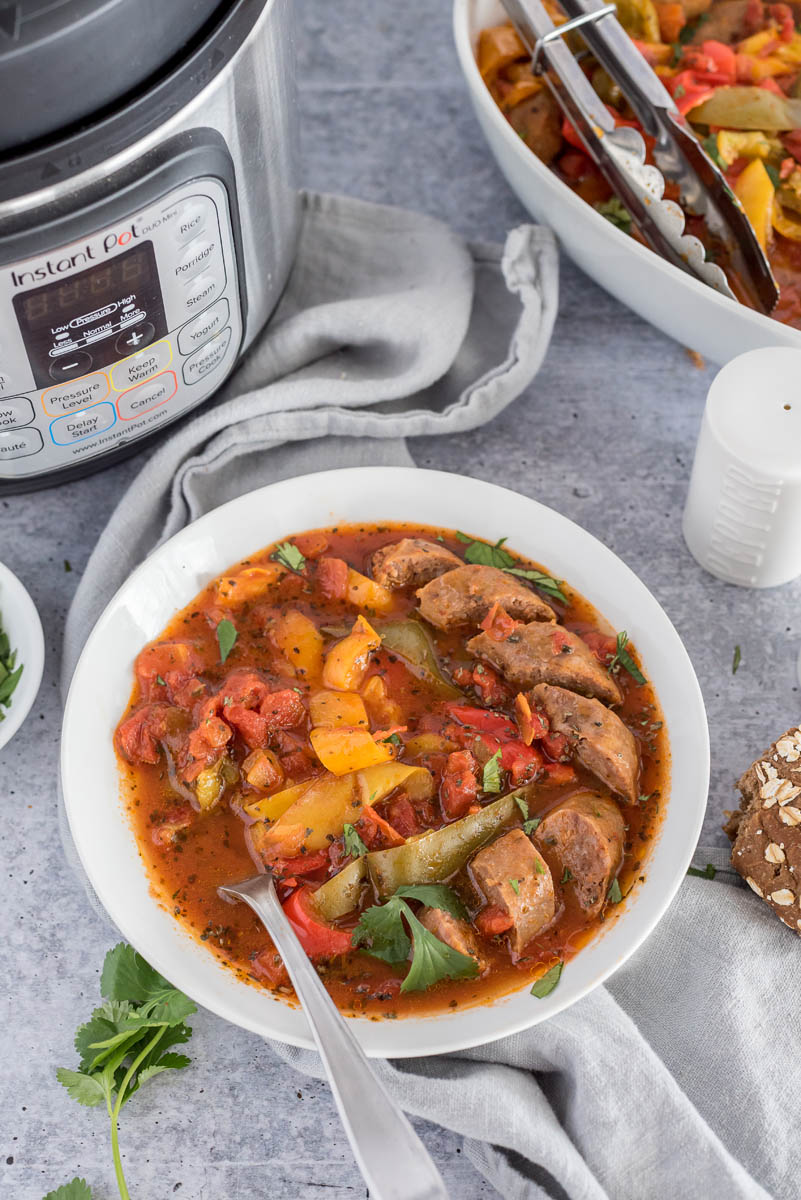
[13,242,167,387]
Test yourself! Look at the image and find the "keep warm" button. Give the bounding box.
[117,370,177,420]
[49,401,116,445]
[111,340,172,392]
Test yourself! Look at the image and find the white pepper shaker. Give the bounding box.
[683,346,801,588]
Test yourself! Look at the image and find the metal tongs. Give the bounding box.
[501,0,780,312]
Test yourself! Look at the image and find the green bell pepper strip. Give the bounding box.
[308,857,368,921]
[377,619,462,698]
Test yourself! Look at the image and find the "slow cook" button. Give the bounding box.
[41,371,110,416]
[183,267,224,315]
[173,197,214,244]
[175,237,219,281]
[182,326,232,386]
[0,397,34,429]
[117,370,177,420]
[0,428,42,459]
[177,298,230,356]
[49,401,116,445]
[111,340,172,392]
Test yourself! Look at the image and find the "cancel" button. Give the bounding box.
[117,371,177,420]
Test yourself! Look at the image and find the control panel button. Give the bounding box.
[111,339,172,392]
[0,375,11,395]
[49,350,93,382]
[175,238,219,282]
[49,401,116,445]
[178,298,230,357]
[0,428,43,459]
[42,372,110,416]
[117,370,177,420]
[182,326,233,386]
[115,322,156,357]
[0,397,34,429]
[172,197,214,244]
[183,267,225,316]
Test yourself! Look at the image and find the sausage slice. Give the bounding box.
[531,683,639,803]
[369,538,462,589]
[468,623,622,705]
[417,564,555,631]
[535,793,624,916]
[419,907,486,970]
[469,828,556,953]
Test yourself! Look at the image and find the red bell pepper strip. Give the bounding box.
[282,886,353,958]
[447,705,518,740]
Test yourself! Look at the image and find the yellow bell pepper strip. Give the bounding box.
[477,24,526,82]
[309,857,369,921]
[309,726,394,775]
[403,731,458,759]
[270,609,324,680]
[309,689,369,728]
[734,158,775,251]
[688,86,801,130]
[243,778,311,821]
[214,563,285,605]
[252,762,435,858]
[615,0,660,41]
[715,130,782,168]
[195,760,226,810]
[376,619,462,698]
[345,567,395,614]
[322,615,381,691]
[360,675,403,727]
[367,789,527,898]
[772,200,801,241]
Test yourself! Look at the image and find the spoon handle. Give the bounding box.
[222,876,448,1200]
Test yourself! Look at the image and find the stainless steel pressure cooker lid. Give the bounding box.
[0,0,226,153]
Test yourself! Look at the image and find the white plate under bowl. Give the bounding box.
[61,468,709,1056]
[0,561,44,753]
[453,0,800,364]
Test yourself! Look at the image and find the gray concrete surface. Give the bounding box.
[2,0,800,1197]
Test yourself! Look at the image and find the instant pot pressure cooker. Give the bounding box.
[0,0,299,492]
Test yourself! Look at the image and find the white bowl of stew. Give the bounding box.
[61,468,709,1056]
[453,0,801,363]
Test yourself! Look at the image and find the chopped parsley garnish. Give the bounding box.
[352,885,477,992]
[530,960,563,998]
[509,878,520,895]
[765,163,781,190]
[514,794,541,836]
[594,197,632,235]
[732,644,741,675]
[607,878,623,904]
[702,133,726,170]
[0,613,23,719]
[343,823,368,858]
[482,749,503,794]
[272,541,306,573]
[156,674,166,687]
[215,618,238,664]
[534,858,545,875]
[382,732,402,746]
[504,568,567,604]
[687,862,717,880]
[608,631,646,685]
[455,533,566,602]
[561,868,573,884]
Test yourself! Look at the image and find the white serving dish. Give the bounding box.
[61,467,709,1056]
[453,0,801,364]
[0,561,44,753]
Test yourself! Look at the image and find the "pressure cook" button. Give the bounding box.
[49,401,116,445]
[117,370,177,420]
[111,340,172,392]
[182,326,232,386]
[41,372,110,416]
[177,298,230,356]
[0,428,43,459]
[0,397,34,429]
[183,267,224,315]
[173,197,214,244]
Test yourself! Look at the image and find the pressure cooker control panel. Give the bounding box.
[0,177,242,479]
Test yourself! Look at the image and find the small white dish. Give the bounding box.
[61,468,709,1057]
[453,0,801,364]
[0,561,44,753]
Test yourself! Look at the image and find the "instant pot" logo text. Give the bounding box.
[9,219,152,288]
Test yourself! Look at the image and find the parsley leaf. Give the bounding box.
[0,609,23,717]
[732,644,741,675]
[351,898,411,964]
[687,862,717,880]
[702,133,726,170]
[531,961,563,998]
[57,943,195,1200]
[455,534,566,604]
[482,749,503,794]
[608,631,646,685]
[44,1180,95,1200]
[607,878,623,904]
[765,163,781,190]
[394,884,468,920]
[215,618,237,664]
[343,823,368,858]
[509,878,520,895]
[514,794,541,836]
[504,567,567,604]
[352,886,476,990]
[155,674,166,687]
[594,197,632,235]
[382,732,402,746]
[272,541,306,573]
[401,909,479,993]
[561,868,573,884]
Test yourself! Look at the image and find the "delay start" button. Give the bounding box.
[49,401,116,445]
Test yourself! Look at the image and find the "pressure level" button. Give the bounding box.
[42,372,110,416]
[178,298,229,356]
[0,397,34,429]
[182,326,232,386]
[117,370,177,420]
[49,401,116,445]
[0,428,42,459]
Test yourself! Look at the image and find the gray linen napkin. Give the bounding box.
[59,192,792,1200]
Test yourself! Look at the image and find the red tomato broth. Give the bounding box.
[115,523,670,1018]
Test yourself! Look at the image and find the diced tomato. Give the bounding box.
[385,793,422,839]
[581,630,617,664]
[187,715,231,759]
[283,886,353,958]
[440,749,479,820]
[357,806,406,849]
[209,670,271,713]
[542,731,570,761]
[475,905,514,937]
[452,667,473,687]
[277,572,306,600]
[561,116,587,152]
[500,739,543,785]
[558,150,594,181]
[514,692,549,745]
[551,628,573,655]
[744,0,766,34]
[770,2,794,38]
[317,556,349,601]
[280,749,316,780]
[252,942,290,988]
[664,71,717,116]
[700,40,737,77]
[115,703,173,764]
[260,688,305,729]
[542,762,577,785]
[293,531,328,558]
[471,663,510,707]
[271,849,330,879]
[135,641,202,704]
[447,705,518,740]
[226,704,268,748]
[479,601,520,642]
[780,155,796,179]
[150,804,194,847]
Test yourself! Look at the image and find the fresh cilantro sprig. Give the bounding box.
[482,749,503,794]
[343,822,368,858]
[607,878,623,904]
[0,612,23,720]
[594,197,632,236]
[216,618,238,664]
[455,533,566,603]
[514,794,541,836]
[352,885,478,992]
[608,631,646,685]
[44,1181,94,1200]
[54,944,195,1200]
[272,541,306,573]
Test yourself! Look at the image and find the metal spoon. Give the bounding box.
[218,873,449,1200]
